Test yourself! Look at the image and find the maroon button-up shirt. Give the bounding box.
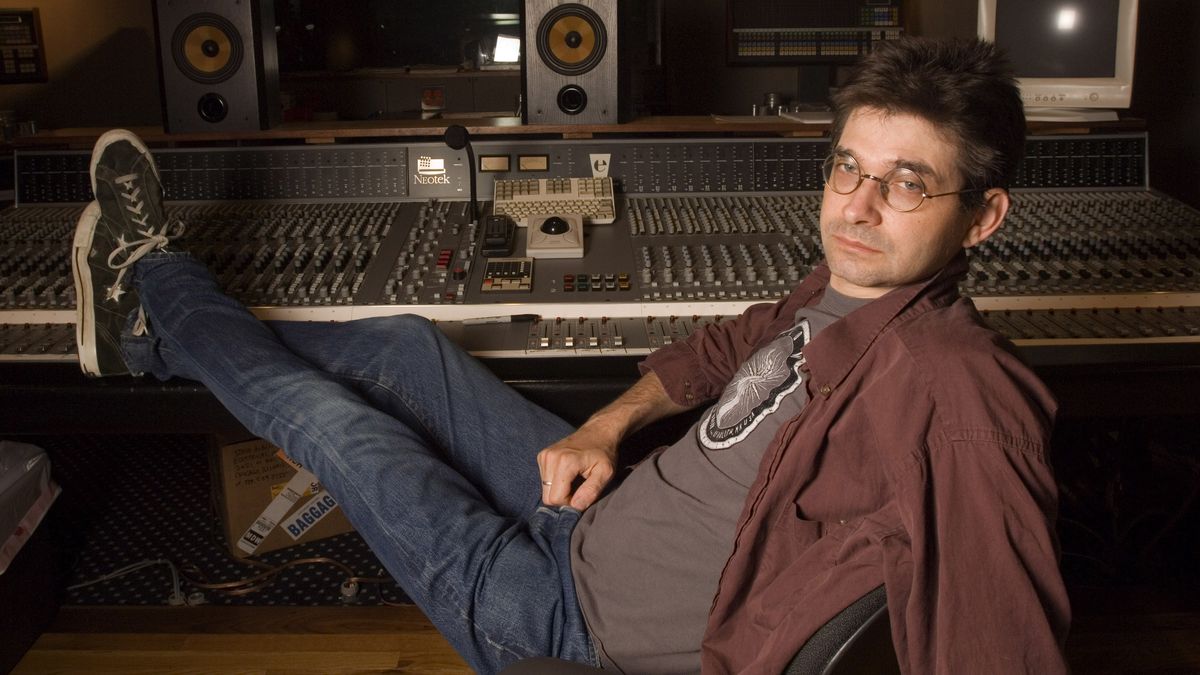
[641,254,1070,674]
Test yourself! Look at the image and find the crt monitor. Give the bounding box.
[477,32,521,70]
[493,33,521,64]
[978,0,1138,121]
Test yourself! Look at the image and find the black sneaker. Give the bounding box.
[71,130,177,377]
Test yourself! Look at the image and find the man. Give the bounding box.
[72,37,1068,674]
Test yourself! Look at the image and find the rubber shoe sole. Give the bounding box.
[72,129,169,376]
[71,201,134,377]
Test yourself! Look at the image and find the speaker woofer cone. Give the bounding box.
[536,3,607,76]
[172,13,244,84]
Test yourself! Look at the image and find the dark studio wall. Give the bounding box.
[1128,0,1200,210]
[0,1,160,129]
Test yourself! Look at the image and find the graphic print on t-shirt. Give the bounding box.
[698,320,811,450]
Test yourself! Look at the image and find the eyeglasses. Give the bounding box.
[821,153,984,213]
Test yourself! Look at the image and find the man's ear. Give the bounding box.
[962,188,1009,248]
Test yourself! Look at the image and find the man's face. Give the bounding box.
[819,107,999,298]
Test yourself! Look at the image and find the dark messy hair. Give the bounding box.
[830,37,1025,210]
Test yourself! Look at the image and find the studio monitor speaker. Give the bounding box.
[153,0,280,133]
[524,0,623,124]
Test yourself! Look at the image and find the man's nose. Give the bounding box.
[844,175,886,221]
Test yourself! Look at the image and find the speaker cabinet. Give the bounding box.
[524,0,626,124]
[153,0,280,133]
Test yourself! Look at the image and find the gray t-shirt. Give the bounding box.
[571,288,869,673]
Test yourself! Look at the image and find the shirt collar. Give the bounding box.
[801,252,970,398]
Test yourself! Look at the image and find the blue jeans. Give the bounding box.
[122,252,598,674]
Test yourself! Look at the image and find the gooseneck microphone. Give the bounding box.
[444,124,479,223]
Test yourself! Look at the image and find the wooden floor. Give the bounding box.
[12,598,1200,674]
[12,605,471,675]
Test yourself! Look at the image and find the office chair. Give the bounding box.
[499,584,900,675]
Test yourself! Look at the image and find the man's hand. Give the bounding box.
[534,371,697,511]
[537,424,619,511]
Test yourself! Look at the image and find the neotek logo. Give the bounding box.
[415,155,452,184]
[417,156,446,175]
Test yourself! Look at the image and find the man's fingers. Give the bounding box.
[539,448,577,506]
[543,466,571,505]
[568,481,601,511]
[537,442,616,509]
[569,464,613,511]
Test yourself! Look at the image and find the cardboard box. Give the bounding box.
[212,438,354,558]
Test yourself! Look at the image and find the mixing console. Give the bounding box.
[1,133,1198,366]
[0,204,77,310]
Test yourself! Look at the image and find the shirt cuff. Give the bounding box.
[639,343,718,407]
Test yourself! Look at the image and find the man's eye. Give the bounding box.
[892,170,926,192]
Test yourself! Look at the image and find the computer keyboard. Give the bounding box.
[491,177,617,225]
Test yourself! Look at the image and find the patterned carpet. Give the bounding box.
[27,434,410,606]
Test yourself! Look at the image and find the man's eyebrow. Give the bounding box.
[834,145,943,182]
[893,159,941,182]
